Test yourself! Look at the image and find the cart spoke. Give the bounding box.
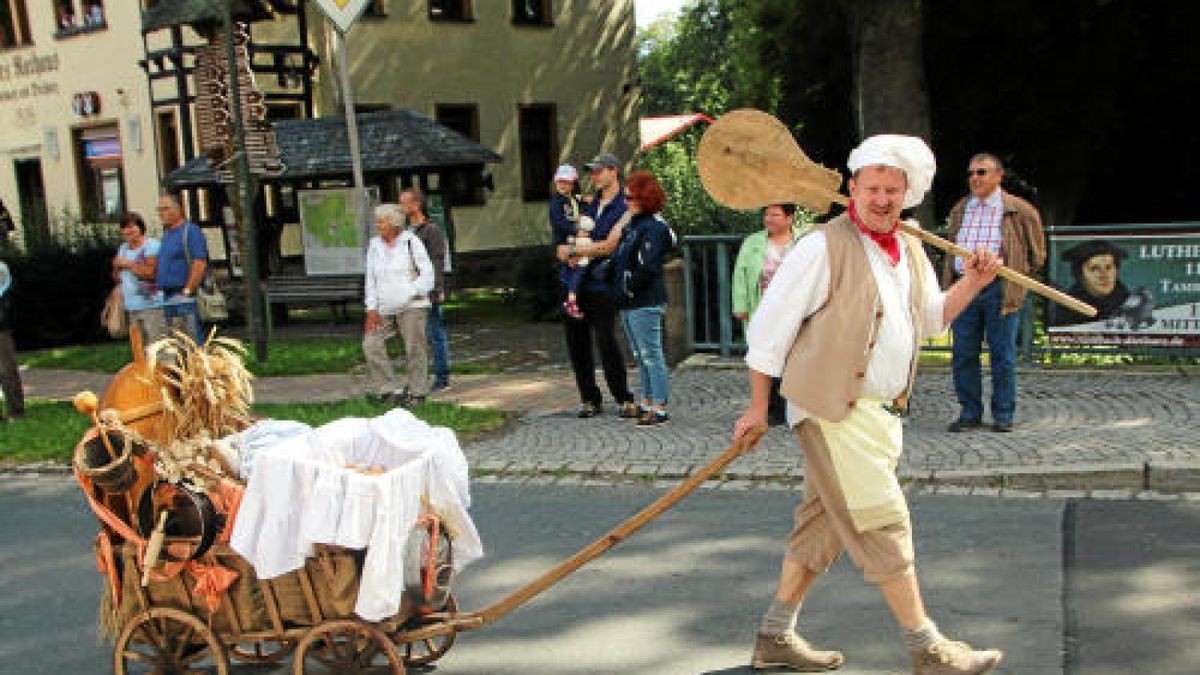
[121,649,157,666]
[116,608,227,675]
[172,625,197,660]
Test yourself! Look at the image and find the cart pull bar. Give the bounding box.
[467,426,767,627]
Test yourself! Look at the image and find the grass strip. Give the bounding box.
[1,398,506,465]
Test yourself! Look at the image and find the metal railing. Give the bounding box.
[681,223,1200,361]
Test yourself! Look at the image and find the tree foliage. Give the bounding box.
[637,0,1199,231]
[635,0,790,235]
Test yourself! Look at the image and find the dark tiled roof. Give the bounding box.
[164,109,503,188]
[142,0,276,34]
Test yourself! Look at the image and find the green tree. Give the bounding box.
[635,0,789,234]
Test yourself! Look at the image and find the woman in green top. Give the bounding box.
[731,203,810,425]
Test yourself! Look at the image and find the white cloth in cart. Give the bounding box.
[229,408,484,621]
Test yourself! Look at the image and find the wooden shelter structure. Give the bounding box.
[140,1,502,318]
[163,109,502,281]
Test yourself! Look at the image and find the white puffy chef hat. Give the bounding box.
[846,134,936,209]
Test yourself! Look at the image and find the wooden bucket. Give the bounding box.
[73,429,139,494]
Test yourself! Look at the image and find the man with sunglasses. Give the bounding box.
[941,154,1045,433]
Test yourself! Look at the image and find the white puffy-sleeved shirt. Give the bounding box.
[364,231,435,314]
[745,226,948,424]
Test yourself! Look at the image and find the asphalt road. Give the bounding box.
[0,477,1196,674]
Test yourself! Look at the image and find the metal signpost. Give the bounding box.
[311,0,374,245]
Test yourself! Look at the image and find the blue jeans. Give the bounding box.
[163,296,202,344]
[427,302,450,386]
[951,280,1019,424]
[620,305,669,405]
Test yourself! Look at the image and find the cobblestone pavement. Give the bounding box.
[14,315,1199,491]
[464,366,1200,492]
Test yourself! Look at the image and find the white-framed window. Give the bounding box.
[75,124,126,221]
[1,0,33,48]
[54,0,106,36]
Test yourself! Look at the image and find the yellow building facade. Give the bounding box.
[0,1,161,244]
[2,1,639,255]
[258,0,641,252]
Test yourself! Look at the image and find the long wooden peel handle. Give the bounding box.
[472,425,768,626]
[895,222,1097,317]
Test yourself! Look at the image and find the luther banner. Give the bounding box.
[1046,231,1200,347]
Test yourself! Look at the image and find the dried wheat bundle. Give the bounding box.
[147,328,255,443]
[154,431,239,491]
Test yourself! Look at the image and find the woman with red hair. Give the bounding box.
[611,171,677,426]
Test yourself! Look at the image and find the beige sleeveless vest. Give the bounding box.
[778,214,927,422]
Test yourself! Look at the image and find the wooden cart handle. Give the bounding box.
[470,425,767,626]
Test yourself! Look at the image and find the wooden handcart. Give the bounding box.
[81,425,762,674]
[76,328,764,674]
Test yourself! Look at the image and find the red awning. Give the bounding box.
[638,113,714,151]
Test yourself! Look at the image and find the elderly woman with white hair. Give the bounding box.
[362,203,435,407]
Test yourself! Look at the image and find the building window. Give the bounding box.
[365,0,387,17]
[54,0,106,36]
[429,0,471,22]
[512,0,551,26]
[155,109,181,178]
[75,125,126,221]
[436,104,479,143]
[436,104,485,206]
[266,101,303,122]
[1,0,33,48]
[518,104,556,202]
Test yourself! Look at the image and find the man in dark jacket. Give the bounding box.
[401,187,452,391]
[558,152,637,419]
[0,261,24,421]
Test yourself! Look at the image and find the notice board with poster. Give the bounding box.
[1046,231,1200,348]
[297,188,378,275]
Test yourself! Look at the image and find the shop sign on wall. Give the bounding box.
[0,52,61,105]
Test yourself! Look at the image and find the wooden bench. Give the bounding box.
[263,274,364,322]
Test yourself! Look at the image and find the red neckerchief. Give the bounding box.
[848,201,900,266]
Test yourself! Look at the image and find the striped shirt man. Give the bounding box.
[953,189,1003,273]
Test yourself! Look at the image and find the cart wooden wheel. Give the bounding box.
[228,638,295,664]
[292,620,405,674]
[399,594,458,666]
[114,607,229,674]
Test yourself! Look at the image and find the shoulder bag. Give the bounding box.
[182,224,229,322]
[101,285,128,338]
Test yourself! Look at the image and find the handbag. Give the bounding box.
[195,279,229,322]
[101,286,128,338]
[182,223,229,322]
